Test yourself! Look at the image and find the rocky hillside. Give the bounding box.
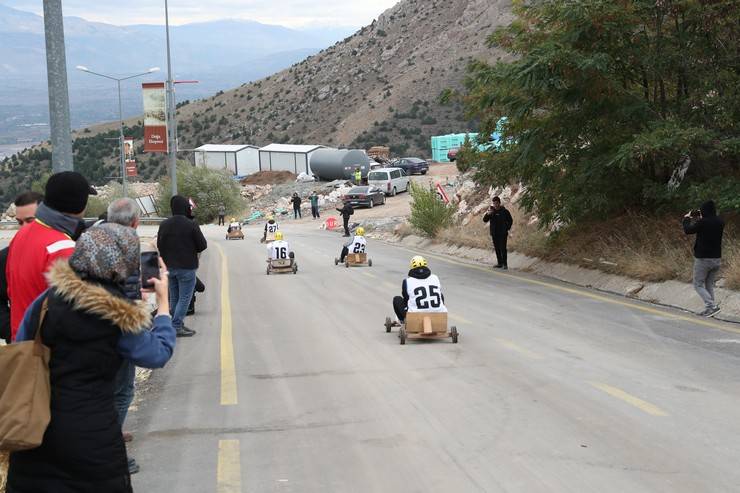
[0,0,513,207]
[174,0,513,154]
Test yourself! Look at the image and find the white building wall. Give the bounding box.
[236,148,260,176]
[269,152,297,172]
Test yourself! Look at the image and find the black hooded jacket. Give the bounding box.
[157,196,207,270]
[682,201,724,259]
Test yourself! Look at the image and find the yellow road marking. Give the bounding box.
[362,271,378,279]
[214,243,238,406]
[449,313,472,325]
[392,246,740,335]
[591,382,668,417]
[217,439,242,492]
[495,338,543,360]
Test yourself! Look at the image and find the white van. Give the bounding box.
[367,167,410,196]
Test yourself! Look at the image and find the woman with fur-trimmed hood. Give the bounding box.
[7,223,168,493]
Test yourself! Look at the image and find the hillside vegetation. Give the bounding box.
[462,0,740,224]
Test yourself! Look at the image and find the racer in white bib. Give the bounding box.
[267,231,294,262]
[227,217,241,233]
[392,256,446,322]
[338,227,367,264]
[262,217,279,242]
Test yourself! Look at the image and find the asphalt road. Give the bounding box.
[129,223,740,493]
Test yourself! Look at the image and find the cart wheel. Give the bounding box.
[334,258,339,266]
[451,326,459,344]
[225,235,228,240]
[368,259,373,267]
[385,316,392,333]
[399,326,407,345]
[266,267,270,275]
[345,261,349,268]
[293,265,298,274]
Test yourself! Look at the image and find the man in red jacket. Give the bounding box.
[6,171,96,340]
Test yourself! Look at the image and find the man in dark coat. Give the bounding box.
[336,202,354,237]
[683,200,725,316]
[291,192,302,219]
[482,196,513,270]
[157,195,207,337]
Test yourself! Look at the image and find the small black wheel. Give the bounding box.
[345,261,349,268]
[266,267,270,275]
[399,327,407,345]
[368,259,373,267]
[385,316,392,333]
[451,326,458,344]
[334,258,339,266]
[381,196,386,205]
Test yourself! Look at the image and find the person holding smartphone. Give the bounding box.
[683,200,725,316]
[482,196,513,270]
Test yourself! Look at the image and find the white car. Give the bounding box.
[367,167,410,196]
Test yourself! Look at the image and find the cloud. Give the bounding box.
[0,0,399,28]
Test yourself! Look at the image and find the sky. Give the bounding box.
[0,0,399,28]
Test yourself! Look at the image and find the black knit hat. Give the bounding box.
[44,171,97,215]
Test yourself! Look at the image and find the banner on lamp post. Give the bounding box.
[124,137,137,176]
[142,82,168,152]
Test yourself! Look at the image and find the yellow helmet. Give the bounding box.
[274,231,284,241]
[356,227,365,236]
[410,255,428,269]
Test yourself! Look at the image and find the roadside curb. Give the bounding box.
[371,233,740,325]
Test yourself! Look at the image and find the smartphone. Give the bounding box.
[141,251,160,289]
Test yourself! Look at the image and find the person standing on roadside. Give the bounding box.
[217,204,226,226]
[354,167,362,186]
[6,172,96,340]
[482,196,513,270]
[157,195,207,337]
[337,202,354,237]
[683,200,725,317]
[0,191,43,343]
[291,192,302,219]
[309,191,320,220]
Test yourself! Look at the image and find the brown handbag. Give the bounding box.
[0,298,51,451]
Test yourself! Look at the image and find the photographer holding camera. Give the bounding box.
[683,200,725,317]
[483,196,513,270]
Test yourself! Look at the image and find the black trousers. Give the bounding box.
[342,217,350,236]
[218,215,225,226]
[492,234,508,267]
[311,205,320,218]
[392,296,407,322]
[340,246,349,262]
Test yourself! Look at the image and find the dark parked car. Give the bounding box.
[342,186,386,209]
[395,157,429,175]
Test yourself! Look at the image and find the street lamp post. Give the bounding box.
[77,66,159,197]
[165,0,178,197]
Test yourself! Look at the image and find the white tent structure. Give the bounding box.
[194,144,259,177]
[258,144,325,175]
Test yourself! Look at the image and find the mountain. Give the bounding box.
[0,0,514,207]
[0,4,356,142]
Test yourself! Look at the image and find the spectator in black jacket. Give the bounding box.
[683,200,725,317]
[482,196,513,269]
[291,192,302,219]
[0,191,43,343]
[337,202,354,236]
[157,195,207,337]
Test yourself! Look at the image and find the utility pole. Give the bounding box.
[43,0,74,172]
[165,0,178,196]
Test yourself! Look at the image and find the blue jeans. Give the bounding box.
[114,359,135,426]
[169,268,197,330]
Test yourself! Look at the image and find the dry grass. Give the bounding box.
[435,207,739,288]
